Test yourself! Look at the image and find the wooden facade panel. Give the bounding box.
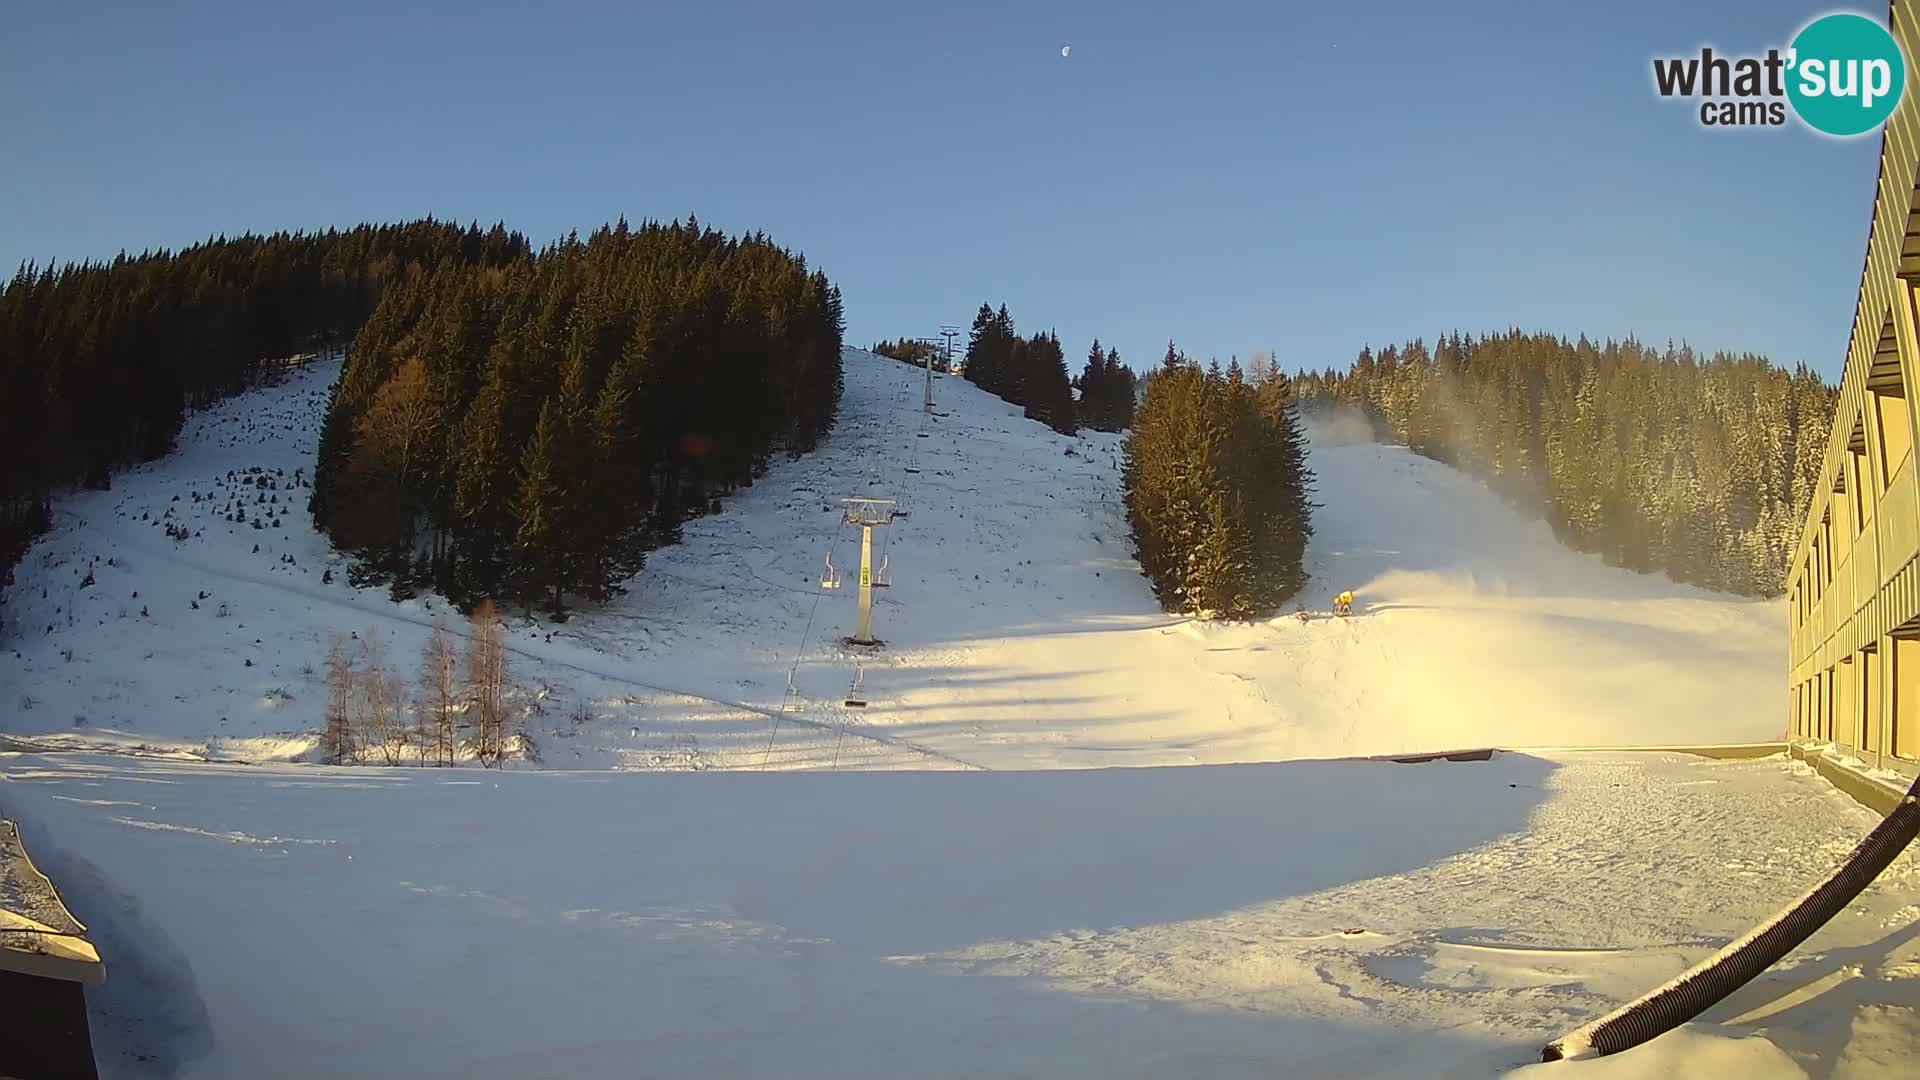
[1897,636,1920,759]
[1866,648,1884,753]
[1839,656,1858,752]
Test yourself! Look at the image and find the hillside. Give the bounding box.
[1,348,1911,1079]
[0,348,1784,769]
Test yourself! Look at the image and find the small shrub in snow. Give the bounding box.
[521,731,541,764]
[418,620,460,767]
[465,600,510,768]
[359,628,409,766]
[322,634,357,765]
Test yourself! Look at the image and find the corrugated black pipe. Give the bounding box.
[1542,769,1920,1061]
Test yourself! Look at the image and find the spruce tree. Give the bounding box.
[963,302,1003,394]
[1106,347,1135,430]
[511,400,568,614]
[1080,339,1108,429]
[1023,331,1077,435]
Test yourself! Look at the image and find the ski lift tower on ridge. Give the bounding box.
[841,497,896,646]
[917,336,941,414]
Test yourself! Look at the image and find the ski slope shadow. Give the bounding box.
[0,750,1559,1078]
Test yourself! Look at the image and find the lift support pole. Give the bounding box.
[855,524,876,645]
[841,498,894,647]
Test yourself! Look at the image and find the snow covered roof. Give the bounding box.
[0,820,103,984]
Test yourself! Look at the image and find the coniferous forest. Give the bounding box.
[0,220,531,631]
[1124,346,1315,617]
[870,337,948,370]
[959,303,1082,435]
[310,219,845,614]
[1076,338,1140,433]
[1294,332,1837,597]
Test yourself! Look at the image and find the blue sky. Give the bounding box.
[0,1,1885,380]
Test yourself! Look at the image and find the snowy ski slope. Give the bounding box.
[0,349,1912,1068]
[5,347,1914,1079]
[0,348,1784,769]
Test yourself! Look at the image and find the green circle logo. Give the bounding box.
[1787,13,1906,136]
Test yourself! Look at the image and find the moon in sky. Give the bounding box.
[1061,45,1071,58]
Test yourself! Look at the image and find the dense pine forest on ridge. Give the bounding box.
[870,337,949,371]
[0,218,842,629]
[309,218,845,613]
[0,220,531,631]
[0,221,1836,633]
[955,302,1140,435]
[1295,332,1837,597]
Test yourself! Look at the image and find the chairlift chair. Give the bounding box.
[873,555,891,588]
[821,552,842,590]
[843,662,868,708]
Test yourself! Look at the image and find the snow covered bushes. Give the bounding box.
[1123,348,1314,618]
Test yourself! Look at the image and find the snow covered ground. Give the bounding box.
[0,348,1785,770]
[1,347,1912,1078]
[3,748,1916,1078]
